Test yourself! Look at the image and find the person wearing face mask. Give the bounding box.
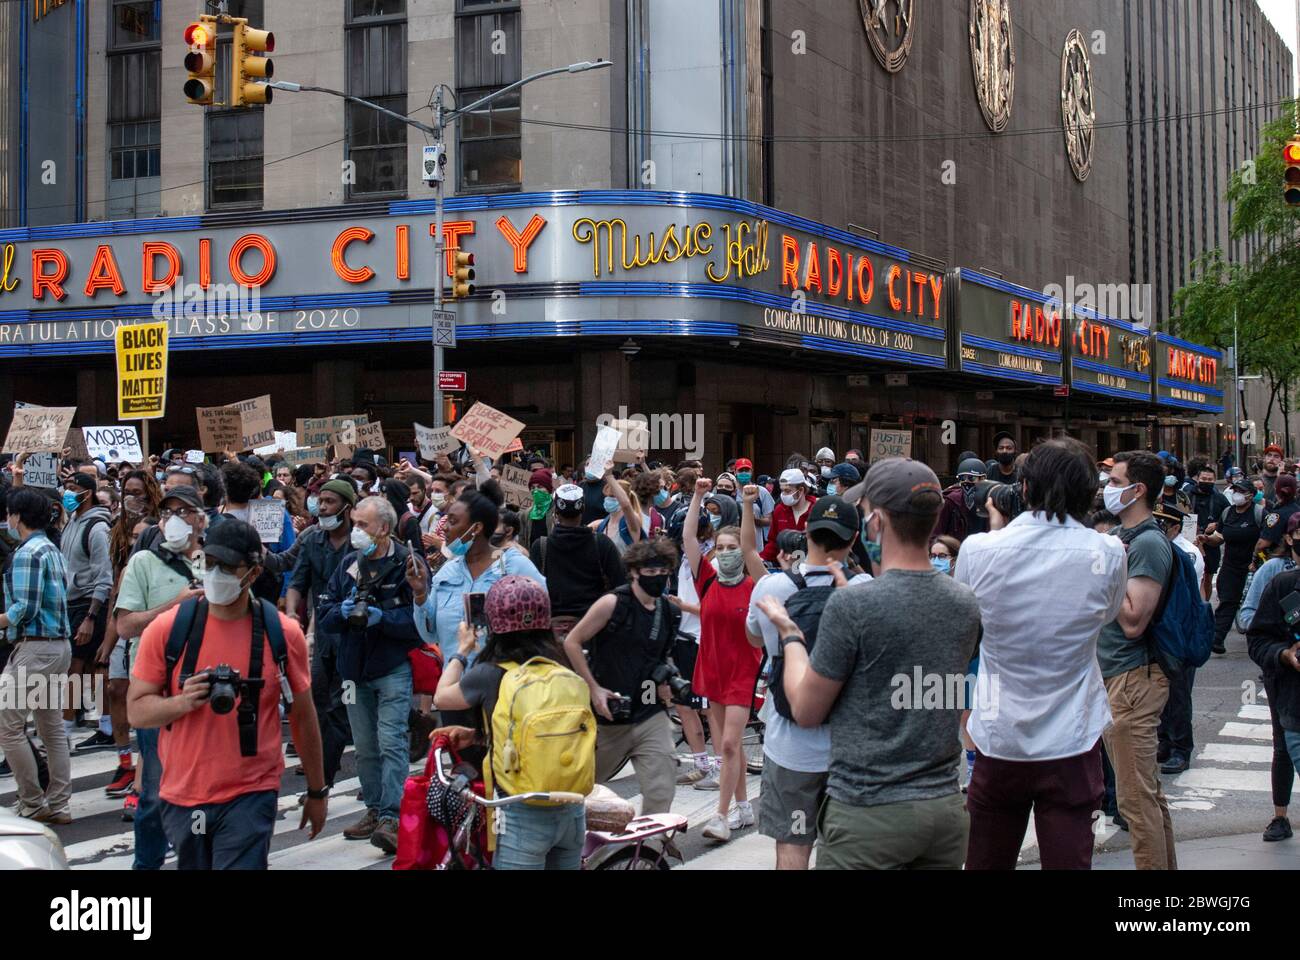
[936,458,989,542]
[285,478,359,796]
[563,538,683,816]
[1252,474,1300,563]
[761,469,817,563]
[986,432,1019,485]
[114,484,208,869]
[589,475,642,557]
[317,496,423,855]
[824,463,862,501]
[524,467,557,548]
[813,448,837,494]
[127,518,325,869]
[732,459,775,552]
[58,473,114,745]
[630,469,668,541]
[1187,465,1229,601]
[1202,476,1267,656]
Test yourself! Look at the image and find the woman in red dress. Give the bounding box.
[684,477,769,842]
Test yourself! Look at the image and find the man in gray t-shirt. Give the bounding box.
[758,457,981,870]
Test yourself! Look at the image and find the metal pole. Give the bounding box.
[141,419,149,461]
[433,90,445,429]
[1234,307,1241,472]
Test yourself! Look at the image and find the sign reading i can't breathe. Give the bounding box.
[115,322,168,420]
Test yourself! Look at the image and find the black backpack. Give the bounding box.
[80,515,109,558]
[769,570,836,721]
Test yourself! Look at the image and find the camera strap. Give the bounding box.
[163,598,208,732]
[238,601,268,758]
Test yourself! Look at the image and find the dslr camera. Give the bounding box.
[348,589,374,630]
[203,664,262,715]
[607,694,633,723]
[649,661,693,705]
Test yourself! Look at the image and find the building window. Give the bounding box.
[106,2,160,218]
[206,1,265,210]
[110,0,159,47]
[455,0,521,192]
[109,120,160,181]
[346,0,408,199]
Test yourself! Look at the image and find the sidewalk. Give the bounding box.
[1080,833,1300,871]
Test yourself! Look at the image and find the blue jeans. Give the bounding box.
[345,661,412,821]
[133,726,168,870]
[494,802,586,871]
[1284,730,1300,779]
[161,789,278,870]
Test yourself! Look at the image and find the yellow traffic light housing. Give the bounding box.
[230,20,275,108]
[1285,139,1300,207]
[183,19,216,105]
[452,251,476,299]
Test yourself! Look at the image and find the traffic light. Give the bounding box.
[230,20,275,108]
[1285,138,1300,207]
[452,251,476,299]
[182,19,216,105]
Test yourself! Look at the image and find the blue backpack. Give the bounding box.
[1145,536,1215,675]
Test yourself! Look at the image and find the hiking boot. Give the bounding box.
[727,801,755,830]
[105,763,136,797]
[1263,816,1293,842]
[0,758,10,777]
[343,808,379,840]
[701,814,731,842]
[1211,643,1226,655]
[370,817,400,855]
[1112,811,1129,832]
[121,789,139,822]
[75,730,117,754]
[31,807,72,826]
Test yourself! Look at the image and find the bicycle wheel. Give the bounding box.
[591,845,672,871]
[743,723,765,775]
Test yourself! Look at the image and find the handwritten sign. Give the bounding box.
[279,446,329,467]
[248,498,286,544]
[449,403,525,459]
[22,452,60,489]
[612,418,649,462]
[2,405,77,454]
[414,422,457,459]
[297,415,368,449]
[234,395,275,451]
[355,421,385,451]
[82,425,143,463]
[185,449,205,464]
[868,429,912,463]
[115,321,168,420]
[64,427,91,462]
[586,424,622,478]
[499,464,532,510]
[196,405,242,453]
[255,431,298,456]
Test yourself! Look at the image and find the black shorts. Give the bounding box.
[67,599,107,663]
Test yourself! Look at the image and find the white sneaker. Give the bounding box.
[727,801,755,829]
[702,814,732,842]
[692,759,721,790]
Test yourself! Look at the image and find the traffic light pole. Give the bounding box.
[433,91,446,428]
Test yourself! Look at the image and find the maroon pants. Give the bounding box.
[964,739,1104,870]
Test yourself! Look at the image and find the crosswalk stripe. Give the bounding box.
[1237,704,1271,721]
[1175,767,1300,793]
[1197,743,1274,765]
[1217,722,1273,741]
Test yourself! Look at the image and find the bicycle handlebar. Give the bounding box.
[431,744,586,808]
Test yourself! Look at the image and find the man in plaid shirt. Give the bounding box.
[0,487,73,823]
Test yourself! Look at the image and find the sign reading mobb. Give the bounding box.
[49,891,151,941]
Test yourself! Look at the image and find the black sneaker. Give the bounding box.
[1113,811,1129,832]
[1263,816,1293,842]
[0,758,10,777]
[1156,742,1172,765]
[1159,755,1190,775]
[1212,643,1226,655]
[74,730,118,754]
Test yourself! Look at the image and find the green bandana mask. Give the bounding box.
[529,488,553,520]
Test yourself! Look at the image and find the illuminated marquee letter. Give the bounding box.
[826,248,843,298]
[141,241,182,294]
[495,215,547,273]
[31,248,69,301]
[331,227,376,284]
[228,234,277,288]
[395,225,410,281]
[780,235,800,290]
[198,238,212,290]
[887,265,903,311]
[84,244,126,297]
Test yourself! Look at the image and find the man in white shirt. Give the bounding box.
[955,438,1128,870]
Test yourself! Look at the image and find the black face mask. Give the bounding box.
[1197,482,1214,494]
[490,531,507,547]
[637,573,669,597]
[996,452,1015,466]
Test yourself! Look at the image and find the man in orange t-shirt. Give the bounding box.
[128,518,326,870]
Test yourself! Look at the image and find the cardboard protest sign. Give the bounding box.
[414,423,457,460]
[449,403,525,459]
[196,405,242,453]
[296,415,368,449]
[586,424,622,478]
[2,405,77,455]
[234,395,275,451]
[503,437,524,454]
[64,427,91,462]
[355,421,385,450]
[22,452,60,489]
[869,429,912,463]
[279,446,330,467]
[611,419,649,462]
[248,498,286,544]
[115,321,168,420]
[499,464,532,510]
[83,425,143,463]
[331,443,354,461]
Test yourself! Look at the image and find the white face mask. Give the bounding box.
[430,493,446,508]
[1231,491,1249,507]
[1098,472,1111,485]
[1103,482,1137,516]
[350,526,377,556]
[162,514,192,552]
[202,566,246,606]
[319,513,343,531]
[780,492,798,507]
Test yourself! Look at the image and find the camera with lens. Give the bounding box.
[608,694,633,723]
[204,664,251,715]
[649,661,693,704]
[348,589,374,630]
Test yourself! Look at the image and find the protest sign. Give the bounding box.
[414,423,457,459]
[248,498,286,544]
[869,429,912,463]
[234,395,275,451]
[586,424,622,478]
[115,321,168,419]
[2,405,77,455]
[611,419,649,462]
[83,425,143,463]
[22,452,60,489]
[499,464,532,510]
[64,427,91,462]
[449,403,525,459]
[255,431,298,456]
[196,405,242,453]
[296,415,368,448]
[332,442,354,461]
[503,437,524,453]
[279,446,330,467]
[356,421,385,450]
[184,450,205,464]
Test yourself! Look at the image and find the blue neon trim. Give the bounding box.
[1156,397,1226,413]
[1072,358,1152,383]
[1158,377,1224,398]
[960,269,1064,308]
[0,216,205,243]
[1066,303,1149,334]
[961,360,1062,386]
[1155,332,1223,357]
[1072,382,1155,403]
[961,334,1061,363]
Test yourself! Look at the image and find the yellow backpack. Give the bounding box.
[484,658,596,807]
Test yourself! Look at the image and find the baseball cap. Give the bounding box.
[1229,477,1255,494]
[734,458,753,472]
[1098,457,1116,469]
[67,472,97,494]
[203,517,264,568]
[779,468,810,488]
[486,575,551,633]
[805,496,860,541]
[554,483,584,514]
[160,485,204,511]
[829,463,861,484]
[1265,444,1284,456]
[842,457,943,515]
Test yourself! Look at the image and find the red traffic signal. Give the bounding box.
[183,19,216,105]
[1286,139,1300,207]
[183,22,211,47]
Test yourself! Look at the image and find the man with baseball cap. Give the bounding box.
[529,483,626,643]
[128,518,325,869]
[1261,444,1285,503]
[732,458,775,551]
[1203,475,1267,655]
[756,459,981,869]
[761,468,817,563]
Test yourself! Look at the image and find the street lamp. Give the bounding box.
[265,59,613,426]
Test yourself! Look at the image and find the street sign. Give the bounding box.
[1054,386,1070,398]
[433,310,457,347]
[438,371,467,392]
